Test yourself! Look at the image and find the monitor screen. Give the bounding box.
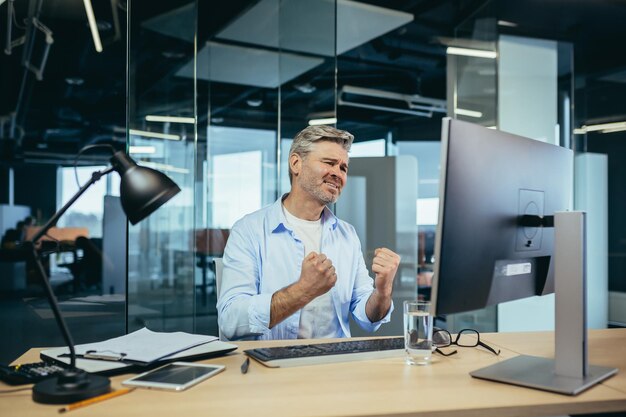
[430,118,573,316]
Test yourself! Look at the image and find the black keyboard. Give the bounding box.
[0,362,69,386]
[244,337,404,368]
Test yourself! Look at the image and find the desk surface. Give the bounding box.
[1,329,625,417]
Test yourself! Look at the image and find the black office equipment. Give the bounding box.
[0,362,70,386]
[24,146,180,404]
[430,118,574,315]
[245,337,404,368]
[430,118,617,395]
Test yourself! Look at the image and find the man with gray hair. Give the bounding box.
[217,125,400,340]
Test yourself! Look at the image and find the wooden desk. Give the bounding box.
[1,329,625,417]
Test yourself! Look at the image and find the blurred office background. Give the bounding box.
[1,0,625,363]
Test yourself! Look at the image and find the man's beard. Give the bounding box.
[300,176,341,205]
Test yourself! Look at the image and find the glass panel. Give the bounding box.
[194,1,280,332]
[0,1,127,362]
[332,0,419,337]
[445,5,576,333]
[279,0,337,195]
[127,1,197,332]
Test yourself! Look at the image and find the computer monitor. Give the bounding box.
[430,117,572,317]
[429,117,617,395]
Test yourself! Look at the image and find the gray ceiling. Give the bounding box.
[1,0,626,163]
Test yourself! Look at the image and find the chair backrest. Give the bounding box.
[196,229,230,256]
[213,258,225,340]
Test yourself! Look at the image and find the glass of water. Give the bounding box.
[403,300,433,365]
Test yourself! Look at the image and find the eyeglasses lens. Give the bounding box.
[433,330,451,347]
[457,329,479,347]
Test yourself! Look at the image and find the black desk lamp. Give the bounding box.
[25,150,181,404]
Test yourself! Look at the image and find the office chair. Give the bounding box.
[74,237,103,290]
[195,229,229,305]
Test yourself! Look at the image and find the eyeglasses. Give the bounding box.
[432,328,501,357]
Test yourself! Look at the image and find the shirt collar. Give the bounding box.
[270,194,338,234]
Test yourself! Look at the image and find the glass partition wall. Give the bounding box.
[127,0,338,334]
[127,1,198,332]
[445,4,577,333]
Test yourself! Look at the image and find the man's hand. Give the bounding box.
[371,248,400,296]
[366,248,400,322]
[269,252,336,328]
[297,252,337,300]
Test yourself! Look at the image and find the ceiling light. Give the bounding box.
[601,127,626,134]
[338,85,446,118]
[83,0,103,52]
[575,121,626,134]
[585,121,626,132]
[446,47,497,59]
[295,83,316,94]
[129,129,181,141]
[140,161,189,175]
[65,77,84,86]
[454,108,483,118]
[246,98,263,107]
[145,115,195,124]
[497,20,518,27]
[308,117,337,126]
[129,146,156,154]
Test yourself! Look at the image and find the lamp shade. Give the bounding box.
[110,151,181,224]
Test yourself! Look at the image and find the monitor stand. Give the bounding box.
[470,211,618,395]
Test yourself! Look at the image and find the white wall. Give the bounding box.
[575,153,609,329]
[497,35,559,332]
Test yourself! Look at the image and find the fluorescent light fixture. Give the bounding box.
[585,121,626,132]
[486,126,497,130]
[83,0,103,53]
[454,108,483,118]
[446,46,497,59]
[129,146,156,154]
[575,121,626,134]
[129,129,181,141]
[145,115,196,124]
[140,161,189,174]
[497,20,518,27]
[601,126,626,134]
[308,117,337,126]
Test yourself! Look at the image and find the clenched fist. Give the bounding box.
[371,248,400,296]
[298,252,337,300]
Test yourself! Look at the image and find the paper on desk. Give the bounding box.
[65,327,217,363]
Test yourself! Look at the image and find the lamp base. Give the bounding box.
[32,369,111,404]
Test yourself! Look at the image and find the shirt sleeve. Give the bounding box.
[349,232,394,332]
[217,219,272,340]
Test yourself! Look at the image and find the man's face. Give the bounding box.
[293,141,349,205]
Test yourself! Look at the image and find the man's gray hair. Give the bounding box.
[288,125,354,182]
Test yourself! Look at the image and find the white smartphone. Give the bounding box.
[122,362,225,391]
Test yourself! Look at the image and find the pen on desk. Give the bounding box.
[241,357,250,374]
[58,388,134,413]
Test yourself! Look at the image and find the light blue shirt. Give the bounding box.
[217,196,393,340]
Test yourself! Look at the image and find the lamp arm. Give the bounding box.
[30,166,115,243]
[23,242,78,367]
[26,165,115,368]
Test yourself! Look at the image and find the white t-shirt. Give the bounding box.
[282,205,338,338]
